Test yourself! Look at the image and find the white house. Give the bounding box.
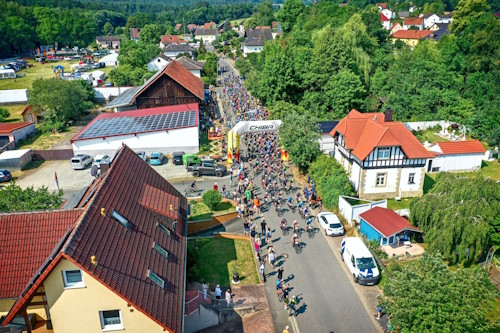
[381,13,392,30]
[403,17,424,30]
[421,14,440,28]
[330,109,433,200]
[71,104,200,156]
[318,121,338,154]
[381,8,395,19]
[194,29,218,43]
[98,53,119,67]
[427,140,485,172]
[147,54,172,72]
[242,38,266,56]
[90,70,106,86]
[162,44,195,58]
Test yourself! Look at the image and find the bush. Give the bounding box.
[309,155,355,209]
[202,190,222,210]
[0,107,10,122]
[186,242,200,283]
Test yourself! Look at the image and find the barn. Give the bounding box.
[71,104,199,156]
[106,60,204,112]
[427,140,485,172]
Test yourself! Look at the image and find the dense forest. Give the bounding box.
[237,0,500,145]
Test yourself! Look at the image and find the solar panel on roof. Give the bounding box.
[77,110,196,140]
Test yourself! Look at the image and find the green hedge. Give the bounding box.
[309,155,355,209]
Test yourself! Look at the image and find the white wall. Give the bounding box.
[147,57,170,72]
[403,121,449,131]
[12,123,36,143]
[243,45,264,56]
[72,126,199,156]
[350,161,362,192]
[431,154,483,172]
[399,167,424,192]
[0,89,28,104]
[189,69,201,78]
[338,196,387,226]
[363,168,400,195]
[319,134,335,154]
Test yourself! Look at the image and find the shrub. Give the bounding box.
[202,190,222,210]
[0,107,10,122]
[186,242,200,283]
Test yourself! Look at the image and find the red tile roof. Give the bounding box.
[437,140,485,155]
[381,13,390,21]
[0,210,83,298]
[360,207,420,237]
[164,60,205,100]
[392,29,433,39]
[2,146,188,333]
[330,109,433,160]
[404,17,423,26]
[0,122,33,134]
[161,35,181,44]
[71,103,199,142]
[376,2,387,8]
[272,21,278,29]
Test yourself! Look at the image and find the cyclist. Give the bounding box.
[292,220,299,233]
[191,181,197,190]
[280,218,288,230]
[306,216,313,231]
[291,233,299,248]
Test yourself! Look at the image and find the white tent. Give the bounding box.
[0,68,16,79]
[99,53,119,67]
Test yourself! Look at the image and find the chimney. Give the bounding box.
[100,162,110,175]
[384,108,393,122]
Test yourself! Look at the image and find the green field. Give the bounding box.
[190,237,259,286]
[413,129,448,143]
[3,104,27,122]
[188,199,235,221]
[427,160,500,182]
[0,59,114,91]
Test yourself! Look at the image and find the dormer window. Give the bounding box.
[377,148,390,159]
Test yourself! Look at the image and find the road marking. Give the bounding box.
[290,314,300,333]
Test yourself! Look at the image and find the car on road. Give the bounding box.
[182,154,201,166]
[0,169,12,182]
[93,154,111,169]
[149,152,164,166]
[172,151,185,165]
[136,151,147,161]
[71,154,93,170]
[341,237,380,286]
[189,160,226,177]
[317,212,345,236]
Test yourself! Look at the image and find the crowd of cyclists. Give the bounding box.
[219,72,323,319]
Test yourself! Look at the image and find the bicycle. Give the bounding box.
[184,187,200,197]
[307,225,315,238]
[293,240,302,254]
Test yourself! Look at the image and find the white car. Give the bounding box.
[93,154,111,168]
[317,212,345,236]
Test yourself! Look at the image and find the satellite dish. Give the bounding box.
[90,165,98,177]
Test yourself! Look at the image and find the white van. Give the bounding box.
[340,237,380,286]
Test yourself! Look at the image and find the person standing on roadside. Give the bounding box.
[260,219,267,235]
[277,266,284,280]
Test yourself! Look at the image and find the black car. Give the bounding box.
[189,161,227,177]
[172,151,185,165]
[0,169,12,182]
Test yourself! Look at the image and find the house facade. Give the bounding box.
[381,13,392,30]
[147,54,172,72]
[160,35,182,49]
[242,38,266,56]
[194,29,219,43]
[403,17,424,30]
[96,36,121,49]
[391,30,433,47]
[330,109,433,200]
[163,44,195,58]
[427,140,485,172]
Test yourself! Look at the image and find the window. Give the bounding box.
[147,269,165,289]
[377,148,390,159]
[99,310,123,331]
[376,173,386,187]
[156,221,171,236]
[153,242,169,259]
[63,270,85,288]
[408,173,415,184]
[111,210,130,229]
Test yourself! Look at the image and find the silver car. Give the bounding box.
[71,154,93,170]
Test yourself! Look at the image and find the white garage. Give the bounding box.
[71,103,199,157]
[427,140,485,172]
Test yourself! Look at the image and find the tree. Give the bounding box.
[202,190,222,210]
[0,182,63,212]
[118,40,161,68]
[268,101,305,120]
[139,24,165,45]
[29,79,94,132]
[103,22,114,35]
[277,0,306,33]
[309,155,355,209]
[0,107,9,122]
[410,174,500,263]
[381,253,498,333]
[449,0,491,35]
[252,1,274,27]
[279,111,321,172]
[324,69,366,119]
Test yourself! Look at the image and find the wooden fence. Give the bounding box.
[31,149,74,161]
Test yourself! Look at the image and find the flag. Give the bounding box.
[55,172,59,192]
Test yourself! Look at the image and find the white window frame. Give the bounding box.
[408,173,415,184]
[62,270,85,289]
[99,310,124,331]
[376,173,386,187]
[377,147,391,160]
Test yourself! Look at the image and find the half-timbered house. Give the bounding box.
[330,109,433,199]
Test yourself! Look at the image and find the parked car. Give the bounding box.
[317,212,345,236]
[172,151,185,165]
[0,169,12,182]
[340,237,380,286]
[182,154,202,166]
[93,154,111,169]
[189,160,226,177]
[149,152,164,166]
[71,154,93,170]
[136,151,147,161]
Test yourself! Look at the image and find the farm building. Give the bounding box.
[20,105,42,124]
[427,140,486,172]
[106,60,204,112]
[0,122,36,147]
[71,104,199,156]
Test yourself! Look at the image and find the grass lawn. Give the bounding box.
[386,198,414,211]
[3,104,27,122]
[188,199,235,221]
[191,237,259,286]
[16,126,79,150]
[426,160,500,182]
[413,129,448,143]
[230,17,249,25]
